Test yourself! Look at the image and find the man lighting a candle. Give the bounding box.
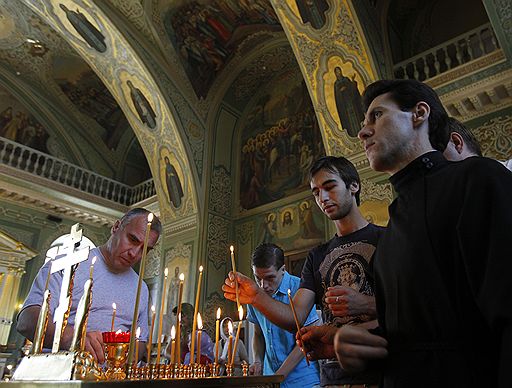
[17,208,161,364]
[224,156,384,387]
[246,243,320,388]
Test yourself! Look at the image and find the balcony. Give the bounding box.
[0,137,156,207]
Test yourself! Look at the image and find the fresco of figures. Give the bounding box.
[163,0,281,98]
[240,72,325,210]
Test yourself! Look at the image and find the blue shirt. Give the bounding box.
[247,271,320,388]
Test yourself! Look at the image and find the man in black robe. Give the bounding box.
[335,79,512,387]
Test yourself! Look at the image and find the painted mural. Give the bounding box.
[258,198,324,251]
[53,56,127,150]
[239,71,325,210]
[0,86,50,154]
[163,0,281,99]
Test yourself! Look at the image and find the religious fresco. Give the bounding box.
[258,198,324,251]
[53,56,127,150]
[296,0,329,29]
[163,0,281,99]
[159,146,185,209]
[0,87,50,154]
[126,80,157,129]
[239,71,325,210]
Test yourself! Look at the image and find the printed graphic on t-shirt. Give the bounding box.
[319,241,376,326]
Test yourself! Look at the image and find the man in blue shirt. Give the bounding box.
[247,243,320,387]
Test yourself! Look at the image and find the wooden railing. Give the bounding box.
[0,137,155,206]
[394,23,500,81]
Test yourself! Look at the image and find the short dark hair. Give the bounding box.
[251,243,284,269]
[446,117,482,156]
[362,79,449,151]
[172,302,194,318]
[120,208,162,234]
[309,156,361,206]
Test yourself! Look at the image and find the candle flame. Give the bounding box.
[151,305,155,313]
[287,289,291,296]
[92,256,96,265]
[147,212,154,223]
[136,327,141,338]
[197,313,203,330]
[216,307,221,320]
[179,273,185,281]
[112,302,116,310]
[230,245,234,253]
[171,325,176,340]
[199,265,203,272]
[228,320,233,335]
[238,305,244,321]
[164,267,168,277]
[115,329,122,334]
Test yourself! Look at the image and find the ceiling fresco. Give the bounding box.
[163,0,282,99]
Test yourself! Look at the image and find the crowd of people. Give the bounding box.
[16,79,512,387]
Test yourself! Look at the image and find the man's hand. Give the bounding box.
[334,325,388,374]
[297,324,338,360]
[84,331,105,364]
[222,271,260,305]
[249,361,262,375]
[325,286,376,318]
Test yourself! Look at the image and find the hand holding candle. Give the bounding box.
[214,308,221,364]
[111,303,117,332]
[287,289,310,366]
[231,306,244,367]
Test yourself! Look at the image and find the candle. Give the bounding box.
[89,256,96,279]
[127,212,153,366]
[111,303,117,332]
[196,313,203,364]
[227,321,233,366]
[214,308,221,364]
[134,326,141,365]
[156,268,168,365]
[175,273,185,364]
[287,289,310,366]
[190,265,203,364]
[231,306,244,367]
[147,305,156,364]
[170,325,176,364]
[230,246,241,311]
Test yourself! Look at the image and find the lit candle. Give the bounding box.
[156,268,168,365]
[227,321,233,366]
[214,308,221,364]
[287,289,310,366]
[190,265,203,364]
[231,306,244,367]
[170,325,176,364]
[134,326,141,365]
[175,273,185,364]
[230,246,241,311]
[147,305,156,364]
[128,212,154,366]
[89,256,96,279]
[196,313,203,364]
[111,302,117,332]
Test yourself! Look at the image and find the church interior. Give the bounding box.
[0,0,511,377]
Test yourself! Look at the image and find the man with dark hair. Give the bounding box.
[335,79,512,388]
[246,243,320,388]
[442,117,482,160]
[224,156,385,386]
[17,208,161,364]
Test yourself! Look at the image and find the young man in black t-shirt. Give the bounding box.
[223,156,384,386]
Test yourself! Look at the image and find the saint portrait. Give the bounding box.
[59,4,107,53]
[333,66,365,138]
[127,80,157,129]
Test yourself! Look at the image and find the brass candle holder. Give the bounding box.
[102,331,130,380]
